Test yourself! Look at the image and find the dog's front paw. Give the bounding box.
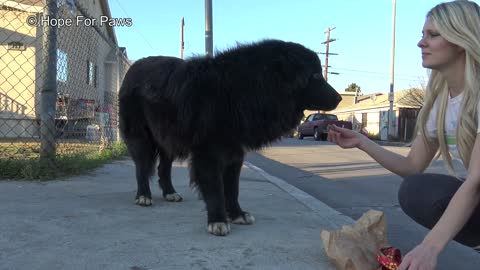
[164,193,183,202]
[135,195,153,206]
[230,212,255,225]
[207,222,230,236]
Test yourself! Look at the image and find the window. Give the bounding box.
[87,60,97,87]
[361,113,368,128]
[325,114,338,120]
[57,49,68,82]
[306,115,314,122]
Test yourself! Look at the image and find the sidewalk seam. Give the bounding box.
[244,161,355,228]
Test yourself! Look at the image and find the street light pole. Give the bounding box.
[180,17,185,59]
[388,0,396,140]
[205,0,213,57]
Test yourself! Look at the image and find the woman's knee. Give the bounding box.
[399,173,461,207]
[398,174,445,219]
[398,174,426,212]
[398,173,460,229]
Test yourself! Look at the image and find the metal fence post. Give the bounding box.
[40,0,58,161]
[116,48,122,143]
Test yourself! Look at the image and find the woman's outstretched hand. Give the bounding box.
[398,243,439,270]
[327,125,367,149]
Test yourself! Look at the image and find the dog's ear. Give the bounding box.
[271,52,311,89]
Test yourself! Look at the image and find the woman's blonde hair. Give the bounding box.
[416,0,480,174]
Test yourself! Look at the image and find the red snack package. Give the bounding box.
[376,247,402,270]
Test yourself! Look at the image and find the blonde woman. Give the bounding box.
[328,1,480,269]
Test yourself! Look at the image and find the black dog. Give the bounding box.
[119,39,342,236]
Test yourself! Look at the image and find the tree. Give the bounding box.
[345,83,361,94]
[399,88,425,107]
[401,76,427,107]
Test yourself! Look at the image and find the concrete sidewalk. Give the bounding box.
[0,159,355,270]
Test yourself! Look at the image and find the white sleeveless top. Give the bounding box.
[426,92,480,176]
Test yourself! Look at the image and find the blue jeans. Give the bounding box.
[398,173,480,248]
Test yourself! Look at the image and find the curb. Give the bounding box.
[244,161,354,228]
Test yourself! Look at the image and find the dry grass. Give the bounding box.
[0,140,128,180]
[0,140,101,159]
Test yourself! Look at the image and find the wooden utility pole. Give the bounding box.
[321,27,337,81]
[180,17,185,59]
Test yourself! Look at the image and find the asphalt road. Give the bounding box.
[245,137,480,268]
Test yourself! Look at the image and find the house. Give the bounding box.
[331,89,424,142]
[0,0,129,139]
[0,0,43,138]
[302,91,362,121]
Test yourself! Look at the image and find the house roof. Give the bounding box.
[335,92,358,110]
[332,89,424,113]
[99,0,117,45]
[302,92,362,118]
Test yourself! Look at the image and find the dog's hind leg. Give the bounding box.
[224,154,255,225]
[125,136,157,206]
[190,150,230,236]
[157,149,182,202]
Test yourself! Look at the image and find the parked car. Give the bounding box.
[297,113,352,141]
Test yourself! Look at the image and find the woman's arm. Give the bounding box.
[359,135,438,177]
[328,125,438,177]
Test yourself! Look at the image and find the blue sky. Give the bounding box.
[109,0,479,95]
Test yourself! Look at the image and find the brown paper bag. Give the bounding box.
[321,209,387,270]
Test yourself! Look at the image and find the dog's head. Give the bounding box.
[301,71,342,111]
[270,40,342,111]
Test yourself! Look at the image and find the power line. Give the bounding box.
[113,0,159,55]
[337,72,420,81]
[330,68,421,78]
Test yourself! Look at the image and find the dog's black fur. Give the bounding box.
[119,39,342,236]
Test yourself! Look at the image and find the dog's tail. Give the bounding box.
[119,84,159,180]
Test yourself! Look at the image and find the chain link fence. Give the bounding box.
[1,0,130,170]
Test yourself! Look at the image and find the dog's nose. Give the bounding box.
[337,95,343,102]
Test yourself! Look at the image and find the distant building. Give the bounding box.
[331,90,424,142]
[303,91,362,121]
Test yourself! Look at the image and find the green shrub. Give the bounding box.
[367,132,381,140]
